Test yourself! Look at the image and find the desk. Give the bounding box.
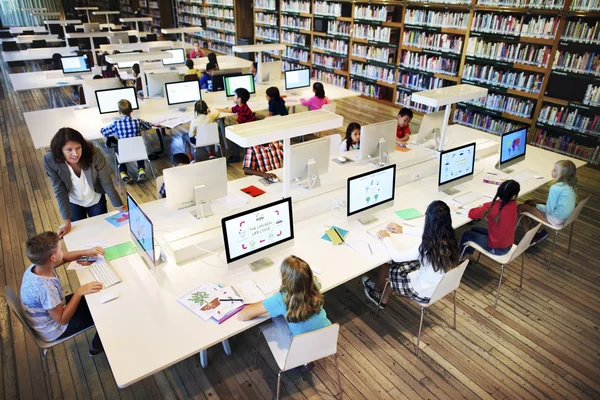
[8,26,48,34]
[74,6,98,23]
[0,35,64,45]
[9,68,102,91]
[1,46,78,63]
[92,11,121,31]
[117,55,254,79]
[161,27,203,45]
[61,125,585,388]
[98,41,174,53]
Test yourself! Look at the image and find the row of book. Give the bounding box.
[531,130,600,164]
[562,19,600,44]
[203,6,234,19]
[254,0,276,11]
[400,51,459,76]
[462,64,544,93]
[281,0,310,13]
[570,0,600,11]
[466,38,551,67]
[255,12,278,26]
[314,1,342,17]
[314,53,345,70]
[395,91,444,114]
[282,60,305,71]
[206,0,234,5]
[404,9,469,30]
[538,105,600,134]
[353,25,391,43]
[453,108,525,135]
[208,42,233,54]
[476,0,564,9]
[312,69,347,87]
[466,93,535,118]
[352,44,393,63]
[350,79,389,99]
[200,30,235,44]
[206,20,235,33]
[471,13,558,38]
[585,84,600,106]
[353,5,388,22]
[282,16,311,31]
[261,53,279,62]
[255,27,280,41]
[417,0,469,4]
[282,31,309,46]
[313,37,348,55]
[397,71,454,92]
[178,15,204,26]
[403,31,463,55]
[284,46,309,62]
[350,61,395,84]
[552,50,600,76]
[327,21,351,37]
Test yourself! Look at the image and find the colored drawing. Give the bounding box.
[188,290,211,306]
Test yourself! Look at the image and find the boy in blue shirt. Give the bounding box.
[199,62,217,91]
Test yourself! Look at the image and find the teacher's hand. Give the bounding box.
[58,220,71,237]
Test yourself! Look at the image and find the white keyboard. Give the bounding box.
[453,191,482,206]
[255,275,282,295]
[510,171,533,184]
[88,259,122,289]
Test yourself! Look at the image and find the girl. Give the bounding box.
[101,52,117,78]
[340,122,361,152]
[362,200,460,307]
[189,41,204,58]
[460,179,520,259]
[266,86,288,116]
[49,53,62,71]
[132,63,143,98]
[186,100,220,160]
[518,160,577,245]
[300,82,330,110]
[207,52,219,71]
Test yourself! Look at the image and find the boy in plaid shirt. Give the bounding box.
[217,87,256,163]
[100,99,153,183]
[242,141,283,180]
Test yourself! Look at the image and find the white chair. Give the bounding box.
[375,260,469,356]
[254,318,342,400]
[517,196,590,269]
[192,122,223,159]
[329,133,342,156]
[155,175,164,198]
[115,136,156,193]
[461,224,541,308]
[321,103,337,113]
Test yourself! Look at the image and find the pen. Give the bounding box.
[344,242,358,253]
[219,298,244,302]
[402,222,415,227]
[368,244,373,254]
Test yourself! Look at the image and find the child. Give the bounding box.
[186,100,220,160]
[132,63,143,98]
[184,59,202,79]
[100,99,154,183]
[396,107,413,145]
[199,62,216,90]
[300,82,330,110]
[189,41,204,58]
[266,86,288,116]
[362,200,460,308]
[20,231,105,355]
[159,153,190,198]
[340,122,361,152]
[460,180,520,259]
[217,88,256,163]
[518,160,577,246]
[101,52,118,78]
[207,52,219,70]
[251,62,258,84]
[49,53,62,70]
[242,140,284,180]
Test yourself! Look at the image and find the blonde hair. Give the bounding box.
[554,160,577,188]
[118,99,132,116]
[280,255,324,323]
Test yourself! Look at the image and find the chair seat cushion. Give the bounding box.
[520,212,564,230]
[260,316,292,370]
[465,242,517,264]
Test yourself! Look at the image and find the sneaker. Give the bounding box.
[137,168,146,183]
[88,346,104,357]
[530,229,549,247]
[364,287,386,310]
[361,275,377,292]
[120,172,131,184]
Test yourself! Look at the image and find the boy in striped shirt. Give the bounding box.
[217,88,256,163]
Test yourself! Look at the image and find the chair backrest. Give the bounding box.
[426,260,469,305]
[321,103,336,113]
[5,286,43,347]
[562,196,590,229]
[329,133,342,156]
[82,77,121,106]
[184,74,199,82]
[117,137,149,163]
[283,324,339,371]
[511,223,542,261]
[147,71,180,97]
[156,175,164,198]
[193,123,220,147]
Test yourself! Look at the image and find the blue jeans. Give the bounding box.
[70,195,107,222]
[460,227,512,256]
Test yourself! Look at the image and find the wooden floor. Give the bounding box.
[1,59,600,400]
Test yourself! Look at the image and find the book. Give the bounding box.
[177,283,245,324]
[105,211,129,227]
[483,173,507,185]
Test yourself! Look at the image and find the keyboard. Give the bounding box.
[453,191,482,206]
[255,275,282,295]
[510,171,533,184]
[88,259,122,289]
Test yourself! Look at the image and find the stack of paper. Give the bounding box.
[177,283,245,324]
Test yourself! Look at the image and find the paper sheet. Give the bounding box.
[104,242,137,261]
[233,280,266,304]
[105,211,129,227]
[212,192,250,211]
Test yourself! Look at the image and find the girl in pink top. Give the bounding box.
[300,82,330,110]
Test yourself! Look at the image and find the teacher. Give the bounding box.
[44,127,126,236]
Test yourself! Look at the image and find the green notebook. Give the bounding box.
[394,208,424,220]
[104,242,137,261]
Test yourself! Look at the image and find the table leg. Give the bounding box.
[218,117,229,150]
[148,128,165,160]
[199,349,208,368]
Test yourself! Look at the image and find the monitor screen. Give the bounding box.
[438,142,476,186]
[127,192,155,264]
[162,48,185,66]
[285,68,310,90]
[95,87,139,114]
[224,74,255,97]
[500,127,527,165]
[165,81,201,105]
[61,55,91,74]
[221,197,294,264]
[347,164,396,216]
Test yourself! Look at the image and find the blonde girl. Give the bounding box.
[185,100,220,160]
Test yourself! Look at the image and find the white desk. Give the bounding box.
[4,35,64,45]
[2,46,78,62]
[8,26,48,34]
[9,68,102,91]
[74,6,98,23]
[92,11,120,31]
[161,27,203,44]
[117,55,254,78]
[98,41,174,53]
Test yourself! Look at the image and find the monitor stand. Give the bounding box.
[358,214,379,226]
[442,187,461,196]
[169,67,176,71]
[495,161,515,174]
[249,257,274,272]
[300,159,321,190]
[193,185,213,219]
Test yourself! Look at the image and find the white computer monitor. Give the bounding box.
[438,142,476,194]
[499,127,527,171]
[411,110,445,146]
[165,80,201,106]
[285,68,310,90]
[290,136,331,190]
[162,157,227,217]
[221,197,294,270]
[95,87,139,114]
[257,60,282,84]
[347,164,396,225]
[127,192,157,268]
[61,55,91,75]
[358,120,396,164]
[161,48,185,66]
[224,74,255,97]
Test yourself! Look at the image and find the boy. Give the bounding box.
[159,153,191,198]
[217,87,256,163]
[100,99,153,183]
[251,61,258,84]
[396,107,413,145]
[184,59,202,79]
[189,41,204,59]
[242,141,283,180]
[20,232,105,356]
[199,62,217,91]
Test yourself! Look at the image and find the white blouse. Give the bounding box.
[66,163,101,207]
[339,139,359,152]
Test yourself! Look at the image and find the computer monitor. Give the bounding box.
[438,142,476,194]
[163,157,227,217]
[165,80,201,110]
[285,68,310,91]
[221,197,294,270]
[347,164,396,225]
[161,48,185,66]
[358,120,396,164]
[211,69,242,92]
[95,87,139,114]
[224,74,256,97]
[290,136,330,190]
[83,23,101,33]
[127,192,158,268]
[257,60,282,84]
[411,110,445,146]
[61,55,91,75]
[498,127,527,172]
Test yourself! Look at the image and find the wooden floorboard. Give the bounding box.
[0,56,599,400]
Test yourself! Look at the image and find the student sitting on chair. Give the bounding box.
[251,62,258,84]
[300,82,330,110]
[217,88,256,163]
[100,99,154,184]
[189,41,204,58]
[132,63,143,98]
[242,140,283,180]
[340,122,361,152]
[198,62,216,90]
[396,107,413,145]
[184,59,202,80]
[49,53,63,70]
[185,100,220,160]
[207,52,219,70]
[159,153,190,198]
[20,232,105,356]
[266,86,288,116]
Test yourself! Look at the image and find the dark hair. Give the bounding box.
[132,63,140,75]
[50,53,62,69]
[345,122,361,151]
[50,127,95,170]
[419,200,459,273]
[235,87,250,103]
[205,62,216,71]
[172,153,190,166]
[313,82,326,99]
[207,52,218,68]
[185,59,194,69]
[266,86,281,100]
[194,99,209,116]
[26,231,61,265]
[399,107,413,119]
[193,41,199,45]
[252,61,257,70]
[484,179,520,225]
[93,75,103,79]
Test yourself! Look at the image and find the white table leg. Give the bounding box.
[283,137,291,198]
[222,339,231,356]
[199,349,208,368]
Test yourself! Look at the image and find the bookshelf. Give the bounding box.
[138,0,173,33]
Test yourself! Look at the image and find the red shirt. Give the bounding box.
[189,49,204,58]
[232,104,256,124]
[397,124,411,139]
[468,200,517,249]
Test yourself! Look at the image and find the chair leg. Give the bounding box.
[222,339,231,356]
[218,144,224,158]
[476,252,481,263]
[334,353,343,398]
[547,230,558,270]
[276,371,282,400]
[253,330,263,369]
[519,253,525,288]
[374,281,391,318]
[453,291,457,330]
[515,214,523,232]
[416,307,425,356]
[494,265,505,308]
[146,159,156,180]
[459,246,468,261]
[115,157,122,195]
[568,222,574,254]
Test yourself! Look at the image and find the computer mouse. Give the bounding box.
[100,292,119,304]
[269,177,279,183]
[336,156,347,163]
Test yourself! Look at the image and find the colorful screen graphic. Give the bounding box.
[500,128,527,164]
[127,194,154,263]
[347,165,396,216]
[439,143,476,186]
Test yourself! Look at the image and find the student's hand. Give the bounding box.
[58,220,72,237]
[377,230,390,239]
[386,223,403,234]
[118,205,128,213]
[263,172,277,180]
[76,282,103,296]
[86,247,105,257]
